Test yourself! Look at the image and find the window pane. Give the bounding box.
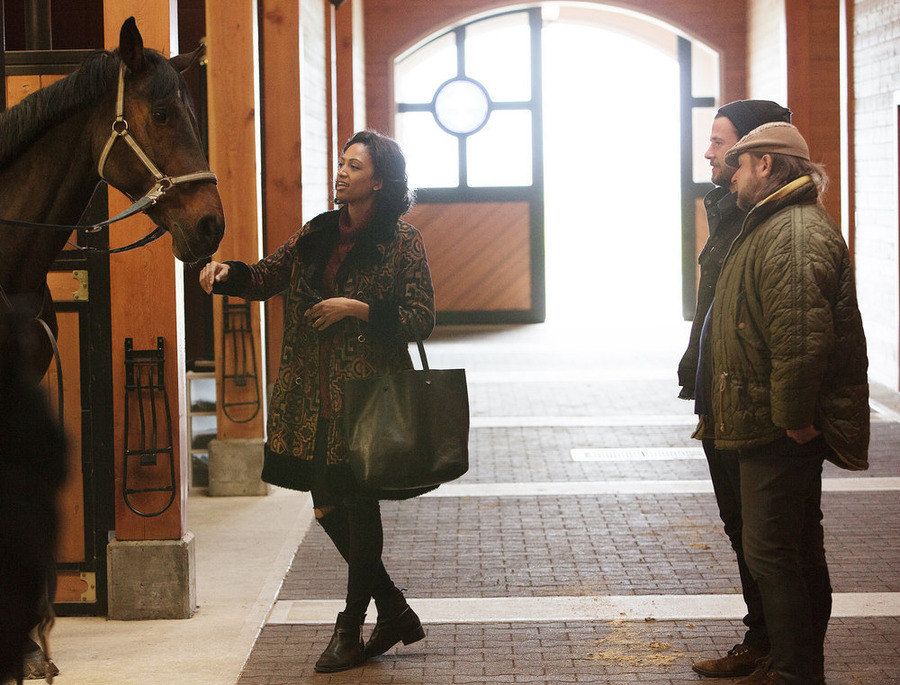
[692,106,717,184]
[467,110,532,187]
[189,376,216,411]
[191,415,217,450]
[395,111,459,189]
[395,32,458,104]
[464,13,531,102]
[691,41,720,103]
[434,78,490,134]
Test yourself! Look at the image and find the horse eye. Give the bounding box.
[151,109,169,124]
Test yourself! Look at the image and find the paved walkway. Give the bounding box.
[237,319,900,684]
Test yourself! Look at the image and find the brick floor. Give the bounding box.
[237,324,900,684]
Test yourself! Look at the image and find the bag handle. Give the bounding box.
[415,338,430,372]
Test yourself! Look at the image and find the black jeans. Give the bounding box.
[312,420,396,620]
[702,438,769,651]
[739,436,831,684]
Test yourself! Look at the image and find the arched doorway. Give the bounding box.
[393,3,720,329]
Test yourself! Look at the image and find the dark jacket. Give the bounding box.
[707,176,869,470]
[678,187,744,399]
[216,208,435,492]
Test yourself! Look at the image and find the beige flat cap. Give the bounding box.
[724,121,810,167]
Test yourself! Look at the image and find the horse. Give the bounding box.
[0,16,225,379]
[0,17,225,682]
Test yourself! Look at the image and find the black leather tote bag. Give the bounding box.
[343,339,469,491]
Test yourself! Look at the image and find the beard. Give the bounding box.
[711,164,735,189]
[736,173,763,211]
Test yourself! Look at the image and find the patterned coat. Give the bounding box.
[216,208,435,492]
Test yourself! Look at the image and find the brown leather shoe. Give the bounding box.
[734,659,776,684]
[692,643,768,678]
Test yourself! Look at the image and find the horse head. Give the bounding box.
[96,18,225,262]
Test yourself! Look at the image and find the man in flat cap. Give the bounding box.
[700,122,869,684]
[680,100,791,679]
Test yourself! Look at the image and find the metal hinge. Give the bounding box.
[79,572,97,602]
[72,270,89,301]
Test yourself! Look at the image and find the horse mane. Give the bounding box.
[0,48,183,169]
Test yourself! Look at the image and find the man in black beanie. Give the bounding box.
[678,99,791,681]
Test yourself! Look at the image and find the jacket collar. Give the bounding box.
[743,175,818,233]
[298,208,397,285]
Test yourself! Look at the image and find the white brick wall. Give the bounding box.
[853,0,900,388]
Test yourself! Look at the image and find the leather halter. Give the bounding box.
[0,61,218,250]
[96,62,218,212]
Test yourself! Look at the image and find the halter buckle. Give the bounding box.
[146,178,173,205]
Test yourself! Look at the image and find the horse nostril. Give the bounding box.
[198,214,225,243]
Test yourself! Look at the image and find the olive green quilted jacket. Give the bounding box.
[707,176,869,470]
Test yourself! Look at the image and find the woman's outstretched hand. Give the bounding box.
[199,261,230,294]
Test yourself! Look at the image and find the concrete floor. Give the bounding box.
[49,486,314,685]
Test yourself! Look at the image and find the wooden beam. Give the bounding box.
[260,0,303,382]
[334,0,356,147]
[103,0,186,540]
[206,0,267,439]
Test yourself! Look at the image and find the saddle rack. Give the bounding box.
[221,296,261,423]
[122,337,176,518]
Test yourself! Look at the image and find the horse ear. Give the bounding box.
[118,17,145,73]
[170,43,205,74]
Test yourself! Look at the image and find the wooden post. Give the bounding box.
[103,0,197,619]
[205,1,266,441]
[260,0,303,383]
[103,0,186,542]
[333,0,362,148]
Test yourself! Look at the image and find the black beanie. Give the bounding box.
[716,100,792,138]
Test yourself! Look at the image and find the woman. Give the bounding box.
[200,131,434,673]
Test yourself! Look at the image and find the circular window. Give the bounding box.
[433,78,491,135]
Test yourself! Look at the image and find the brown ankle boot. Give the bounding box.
[692,643,768,678]
[314,612,366,673]
[734,659,776,684]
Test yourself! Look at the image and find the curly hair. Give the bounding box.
[340,130,415,225]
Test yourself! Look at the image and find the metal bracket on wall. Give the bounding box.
[122,337,176,518]
[221,296,261,423]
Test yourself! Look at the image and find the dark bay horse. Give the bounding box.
[0,17,225,682]
[0,16,225,378]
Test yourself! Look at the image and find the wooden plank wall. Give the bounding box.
[406,202,532,312]
[43,277,89,601]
